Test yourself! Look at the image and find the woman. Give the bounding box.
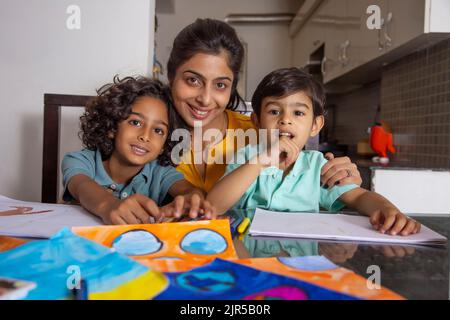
[168,18,362,192]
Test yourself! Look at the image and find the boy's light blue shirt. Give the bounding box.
[225,144,358,213]
[61,149,184,205]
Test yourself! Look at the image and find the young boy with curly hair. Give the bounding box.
[62,76,215,225]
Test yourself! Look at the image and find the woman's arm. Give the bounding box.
[339,188,421,236]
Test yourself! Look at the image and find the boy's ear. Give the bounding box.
[250,112,259,128]
[310,115,325,137]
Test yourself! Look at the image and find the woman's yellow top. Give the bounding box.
[176,109,256,192]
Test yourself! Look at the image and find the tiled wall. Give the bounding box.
[381,39,450,168]
[326,82,380,149]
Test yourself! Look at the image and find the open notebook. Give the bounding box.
[249,208,447,246]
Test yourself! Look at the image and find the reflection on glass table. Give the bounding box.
[228,209,450,300]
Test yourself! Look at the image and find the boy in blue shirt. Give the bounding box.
[207,68,420,236]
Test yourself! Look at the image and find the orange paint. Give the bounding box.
[237,257,403,300]
[73,219,238,272]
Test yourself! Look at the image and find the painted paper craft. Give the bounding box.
[73,219,238,272]
[0,236,29,253]
[0,228,168,300]
[155,258,358,300]
[237,256,403,300]
[0,195,102,238]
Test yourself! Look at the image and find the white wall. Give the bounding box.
[155,0,298,100]
[0,0,155,201]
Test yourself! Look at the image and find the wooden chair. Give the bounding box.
[42,94,95,203]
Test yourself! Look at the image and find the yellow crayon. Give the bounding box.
[237,217,251,234]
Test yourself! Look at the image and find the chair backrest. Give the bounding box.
[42,93,95,203]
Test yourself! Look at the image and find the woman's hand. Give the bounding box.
[160,192,217,221]
[321,153,362,188]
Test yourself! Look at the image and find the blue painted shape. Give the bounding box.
[112,230,162,256]
[0,228,150,300]
[176,271,235,293]
[278,256,339,271]
[180,229,227,255]
[156,258,359,300]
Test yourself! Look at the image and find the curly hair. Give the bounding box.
[79,76,181,166]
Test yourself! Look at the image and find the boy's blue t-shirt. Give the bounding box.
[225,145,358,213]
[61,149,184,205]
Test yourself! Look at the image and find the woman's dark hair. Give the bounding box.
[80,76,181,166]
[251,67,326,119]
[167,18,245,110]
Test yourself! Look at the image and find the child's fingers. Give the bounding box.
[400,219,418,236]
[202,201,215,219]
[122,211,140,225]
[369,211,382,229]
[110,214,127,225]
[390,246,407,258]
[388,214,408,235]
[188,194,201,218]
[379,213,397,234]
[413,223,421,234]
[134,195,161,221]
[173,196,185,218]
[380,246,396,258]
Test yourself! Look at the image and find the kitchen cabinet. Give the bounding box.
[292,12,325,71]
[291,0,450,84]
[320,0,348,82]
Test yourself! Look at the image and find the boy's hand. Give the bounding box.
[160,193,217,220]
[278,137,301,170]
[104,194,161,225]
[369,207,421,236]
[319,243,358,263]
[257,137,300,170]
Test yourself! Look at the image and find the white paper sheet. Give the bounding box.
[0,195,102,238]
[249,208,447,245]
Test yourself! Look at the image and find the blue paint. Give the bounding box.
[0,228,151,300]
[180,229,227,255]
[112,230,162,256]
[156,259,359,300]
[176,271,235,293]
